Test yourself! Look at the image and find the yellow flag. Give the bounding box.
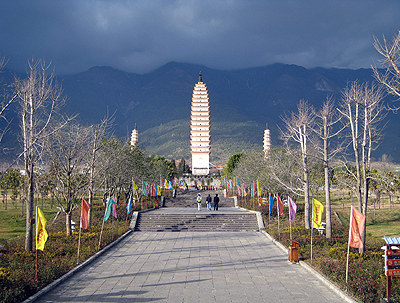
[313,199,324,229]
[132,178,138,190]
[257,181,262,197]
[36,207,48,251]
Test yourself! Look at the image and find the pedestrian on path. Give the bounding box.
[213,193,219,211]
[206,194,212,210]
[197,193,202,211]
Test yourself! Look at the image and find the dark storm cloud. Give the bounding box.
[0,0,399,75]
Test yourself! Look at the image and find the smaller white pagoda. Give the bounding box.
[130,124,138,147]
[263,124,271,155]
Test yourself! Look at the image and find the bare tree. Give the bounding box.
[312,96,343,238]
[280,100,315,229]
[14,60,68,251]
[338,81,386,252]
[46,123,91,236]
[264,146,304,196]
[86,117,113,227]
[373,31,400,101]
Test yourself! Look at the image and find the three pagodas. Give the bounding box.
[131,71,271,176]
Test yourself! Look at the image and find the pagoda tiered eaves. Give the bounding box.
[190,72,211,175]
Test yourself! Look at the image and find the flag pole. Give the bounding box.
[276,194,280,241]
[98,197,108,250]
[35,206,38,282]
[77,224,82,265]
[346,206,353,285]
[311,198,314,263]
[98,217,105,250]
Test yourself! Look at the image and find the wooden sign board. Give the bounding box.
[387,259,400,267]
[387,269,400,277]
[387,250,400,257]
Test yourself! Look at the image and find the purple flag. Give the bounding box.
[288,196,297,223]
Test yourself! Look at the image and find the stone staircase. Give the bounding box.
[163,190,234,208]
[134,212,259,232]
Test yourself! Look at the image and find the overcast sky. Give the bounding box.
[1,0,399,75]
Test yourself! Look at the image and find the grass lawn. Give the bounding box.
[0,197,61,242]
[0,195,80,242]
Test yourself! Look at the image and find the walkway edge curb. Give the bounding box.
[261,230,357,303]
[299,261,357,303]
[23,229,133,303]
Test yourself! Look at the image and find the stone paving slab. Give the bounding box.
[34,231,351,303]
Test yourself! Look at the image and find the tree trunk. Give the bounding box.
[303,150,310,229]
[24,160,35,252]
[66,212,72,236]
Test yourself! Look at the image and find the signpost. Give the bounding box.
[382,236,400,299]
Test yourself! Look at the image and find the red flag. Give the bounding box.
[348,206,366,249]
[277,195,284,216]
[80,198,90,229]
[237,185,242,197]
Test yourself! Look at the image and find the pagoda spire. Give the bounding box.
[199,71,202,83]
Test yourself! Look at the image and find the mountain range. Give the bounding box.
[1,62,399,165]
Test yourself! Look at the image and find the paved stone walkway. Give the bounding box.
[36,231,347,303]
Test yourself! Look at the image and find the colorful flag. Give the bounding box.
[257,181,262,197]
[348,206,366,249]
[132,178,138,190]
[104,197,116,221]
[36,207,48,251]
[236,177,240,187]
[126,195,133,215]
[142,181,147,196]
[237,185,242,197]
[112,203,117,218]
[164,179,168,189]
[277,195,284,216]
[168,181,173,189]
[80,198,90,229]
[269,194,274,214]
[313,199,324,229]
[288,196,297,223]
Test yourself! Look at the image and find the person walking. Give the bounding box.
[206,194,212,211]
[213,193,220,211]
[197,193,202,211]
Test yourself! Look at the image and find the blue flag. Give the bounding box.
[269,194,275,215]
[104,197,116,221]
[126,195,133,215]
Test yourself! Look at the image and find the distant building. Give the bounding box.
[263,124,271,155]
[130,124,138,147]
[190,72,210,175]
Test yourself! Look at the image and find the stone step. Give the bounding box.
[134,212,259,232]
[163,190,234,208]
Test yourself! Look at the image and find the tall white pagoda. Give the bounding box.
[190,72,210,175]
[130,124,138,147]
[263,124,271,155]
